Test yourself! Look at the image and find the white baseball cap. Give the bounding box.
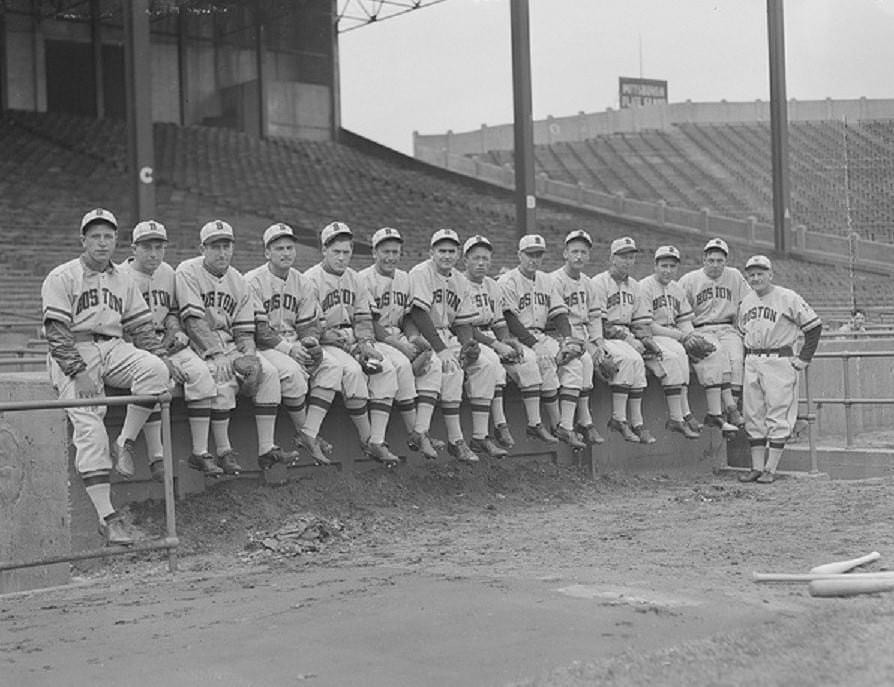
[745,254,772,270]
[610,236,638,255]
[430,228,460,247]
[654,245,681,261]
[372,226,403,249]
[518,234,546,252]
[565,229,593,246]
[320,221,353,246]
[263,222,296,247]
[132,220,167,243]
[704,237,729,255]
[463,234,493,254]
[80,208,118,234]
[200,219,235,244]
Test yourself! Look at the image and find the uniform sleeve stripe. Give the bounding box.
[121,310,151,325]
[180,305,204,319]
[411,296,431,311]
[800,317,821,331]
[43,306,72,322]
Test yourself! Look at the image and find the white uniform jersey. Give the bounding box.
[303,263,373,330]
[638,274,694,329]
[407,260,476,328]
[244,264,320,339]
[175,256,257,345]
[591,271,651,329]
[42,257,152,337]
[738,286,821,350]
[549,267,603,340]
[118,259,177,334]
[678,266,749,326]
[464,275,505,330]
[498,267,567,331]
[357,265,412,336]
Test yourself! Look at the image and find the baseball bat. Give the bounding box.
[808,577,894,598]
[752,571,894,583]
[809,551,880,575]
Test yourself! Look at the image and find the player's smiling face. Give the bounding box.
[374,240,402,276]
[266,236,297,272]
[464,245,492,281]
[517,250,544,277]
[430,241,459,275]
[609,251,636,279]
[654,257,679,285]
[323,238,353,274]
[202,238,234,273]
[745,267,772,294]
[81,222,117,267]
[703,250,727,279]
[563,240,590,273]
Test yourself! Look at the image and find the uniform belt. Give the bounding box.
[695,320,733,328]
[72,331,117,343]
[528,327,544,334]
[745,346,793,357]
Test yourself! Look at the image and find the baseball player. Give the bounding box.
[244,222,342,466]
[41,208,169,545]
[408,228,500,463]
[548,229,608,446]
[118,220,219,480]
[304,221,401,466]
[358,226,445,460]
[678,238,749,433]
[498,234,586,449]
[175,220,298,475]
[590,237,656,444]
[638,245,703,439]
[736,255,821,483]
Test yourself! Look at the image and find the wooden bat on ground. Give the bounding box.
[809,577,894,598]
[752,571,894,583]
[809,551,881,575]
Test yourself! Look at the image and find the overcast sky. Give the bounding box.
[339,0,894,154]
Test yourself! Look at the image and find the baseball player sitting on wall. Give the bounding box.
[244,222,341,467]
[41,208,170,546]
[409,228,500,463]
[498,234,586,449]
[678,238,748,435]
[358,227,445,460]
[591,237,657,444]
[737,255,822,484]
[637,245,704,440]
[175,220,299,476]
[304,221,401,466]
[548,229,609,446]
[118,220,219,481]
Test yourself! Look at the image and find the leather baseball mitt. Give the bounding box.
[233,354,263,396]
[352,339,384,374]
[555,336,586,366]
[459,339,481,368]
[602,321,629,340]
[404,336,432,376]
[319,328,352,351]
[682,332,716,361]
[299,336,323,374]
[594,353,620,383]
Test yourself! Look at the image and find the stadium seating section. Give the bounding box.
[2,111,893,324]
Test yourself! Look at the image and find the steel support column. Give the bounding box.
[510,0,536,237]
[767,0,791,254]
[330,0,342,141]
[90,0,105,118]
[255,2,268,139]
[123,0,155,222]
[177,8,189,126]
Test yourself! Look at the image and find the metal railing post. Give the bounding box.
[160,398,178,573]
[841,352,854,448]
[803,368,818,475]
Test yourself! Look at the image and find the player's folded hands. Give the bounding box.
[207,354,234,383]
[437,348,461,374]
[164,357,188,385]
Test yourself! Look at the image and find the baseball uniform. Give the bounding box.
[590,270,648,388]
[637,274,691,387]
[548,267,604,391]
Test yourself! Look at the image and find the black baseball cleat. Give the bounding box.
[575,423,605,445]
[188,452,224,476]
[666,419,700,440]
[738,469,763,483]
[470,436,509,459]
[364,441,401,467]
[149,458,165,483]
[98,512,144,547]
[683,414,704,433]
[295,431,333,465]
[632,425,657,444]
[111,438,137,479]
[218,449,244,475]
[494,423,516,449]
[407,430,440,460]
[725,406,745,428]
[607,417,639,443]
[447,439,480,463]
[555,424,587,450]
[756,471,776,484]
[526,423,559,443]
[704,414,739,433]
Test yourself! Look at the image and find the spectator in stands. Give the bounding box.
[838,309,867,334]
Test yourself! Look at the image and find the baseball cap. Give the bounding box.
[610,236,638,255]
[132,220,167,243]
[371,226,403,249]
[80,208,118,234]
[463,234,493,254]
[518,234,547,252]
[654,245,681,261]
[320,221,353,246]
[704,237,729,255]
[745,254,772,270]
[200,219,235,244]
[565,229,593,246]
[263,222,296,247]
[430,228,460,247]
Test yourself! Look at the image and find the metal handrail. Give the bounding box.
[0,392,178,576]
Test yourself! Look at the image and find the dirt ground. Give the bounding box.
[2,459,894,686]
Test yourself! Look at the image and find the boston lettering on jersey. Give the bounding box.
[696,285,734,306]
[471,291,495,311]
[373,290,409,310]
[564,290,587,308]
[519,291,549,309]
[321,288,356,312]
[740,304,778,325]
[433,288,461,311]
[263,292,304,316]
[202,290,237,316]
[144,289,173,310]
[75,288,123,316]
[652,293,681,313]
[606,291,635,308]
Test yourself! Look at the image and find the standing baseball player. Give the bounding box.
[736,255,821,483]
[591,237,656,444]
[244,222,341,466]
[118,220,219,480]
[498,234,586,449]
[41,208,169,545]
[358,226,444,460]
[304,221,401,466]
[638,245,703,439]
[409,228,500,463]
[678,238,749,433]
[176,220,298,475]
[548,229,608,446]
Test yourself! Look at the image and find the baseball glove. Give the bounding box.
[299,336,323,374]
[319,328,352,351]
[602,321,629,340]
[459,339,481,368]
[233,354,263,396]
[352,339,384,374]
[681,332,716,361]
[498,338,524,365]
[594,353,620,383]
[555,336,586,366]
[160,328,190,355]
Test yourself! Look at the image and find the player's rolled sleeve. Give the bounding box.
[547,277,569,320]
[175,269,206,321]
[409,267,434,312]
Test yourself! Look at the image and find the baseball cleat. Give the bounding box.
[683,413,704,433]
[607,417,639,443]
[526,423,559,443]
[756,471,776,484]
[255,446,296,472]
[98,512,140,546]
[317,435,335,456]
[555,424,587,450]
[427,434,447,452]
[217,449,244,475]
[149,458,165,483]
[296,431,333,465]
[738,469,763,483]
[111,438,136,479]
[666,419,700,440]
[632,425,657,444]
[704,414,739,433]
[365,442,401,467]
[447,439,480,463]
[188,452,224,476]
[407,430,439,460]
[470,436,509,459]
[725,406,745,428]
[575,423,605,445]
[494,423,516,449]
